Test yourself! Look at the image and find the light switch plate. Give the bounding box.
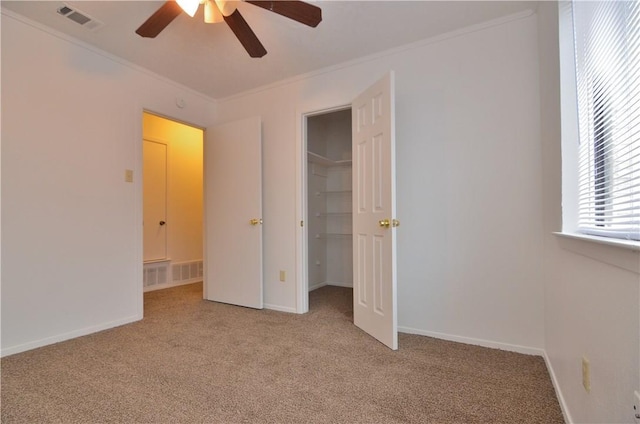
[125,169,134,183]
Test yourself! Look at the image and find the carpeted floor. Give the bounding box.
[1,283,564,423]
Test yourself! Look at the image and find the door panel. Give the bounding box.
[143,140,167,261]
[352,72,398,350]
[204,116,263,309]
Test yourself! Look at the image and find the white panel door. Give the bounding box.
[352,72,398,350]
[143,140,167,261]
[204,116,263,309]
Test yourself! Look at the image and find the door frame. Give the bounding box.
[295,103,351,314]
[138,109,207,313]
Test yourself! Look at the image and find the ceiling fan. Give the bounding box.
[135,0,322,58]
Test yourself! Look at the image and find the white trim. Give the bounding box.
[325,281,353,288]
[0,8,217,105]
[202,123,210,302]
[219,9,535,102]
[554,232,640,274]
[143,279,201,293]
[554,231,640,252]
[397,326,545,356]
[558,0,581,236]
[398,327,572,421]
[542,351,574,424]
[294,107,307,314]
[295,104,352,315]
[134,104,145,321]
[309,282,353,291]
[264,303,297,314]
[1,314,142,358]
[308,282,327,292]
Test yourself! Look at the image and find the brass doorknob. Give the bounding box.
[250,218,263,226]
[378,219,390,228]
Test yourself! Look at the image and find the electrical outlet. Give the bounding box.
[633,391,640,423]
[582,357,591,393]
[124,169,134,183]
[279,270,286,282]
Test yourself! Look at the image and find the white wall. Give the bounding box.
[324,111,352,162]
[537,3,640,423]
[216,11,545,351]
[0,11,216,356]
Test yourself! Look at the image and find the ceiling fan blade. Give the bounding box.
[136,1,183,38]
[246,1,321,28]
[224,9,267,58]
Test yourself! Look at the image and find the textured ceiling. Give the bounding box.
[1,1,537,98]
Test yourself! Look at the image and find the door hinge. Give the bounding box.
[300,220,304,227]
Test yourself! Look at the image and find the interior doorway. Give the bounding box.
[142,112,204,294]
[304,107,353,313]
[297,72,398,349]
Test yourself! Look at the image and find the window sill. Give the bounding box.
[553,232,640,274]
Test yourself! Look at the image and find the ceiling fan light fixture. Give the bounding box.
[176,0,200,17]
[135,0,321,57]
[215,0,237,17]
[204,0,224,23]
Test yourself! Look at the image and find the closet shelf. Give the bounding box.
[308,151,352,167]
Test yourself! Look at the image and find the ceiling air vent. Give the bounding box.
[56,4,104,31]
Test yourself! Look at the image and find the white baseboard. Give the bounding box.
[397,327,571,422]
[542,351,573,424]
[264,303,297,313]
[1,314,142,358]
[397,326,545,356]
[325,281,353,288]
[143,279,202,292]
[309,281,353,292]
[308,282,327,292]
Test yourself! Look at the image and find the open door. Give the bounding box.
[204,116,263,309]
[352,72,398,350]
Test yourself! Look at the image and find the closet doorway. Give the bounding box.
[298,73,398,349]
[305,108,353,313]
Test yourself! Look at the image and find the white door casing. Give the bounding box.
[143,140,168,261]
[204,116,263,309]
[352,72,398,350]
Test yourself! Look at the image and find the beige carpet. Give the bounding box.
[1,283,564,423]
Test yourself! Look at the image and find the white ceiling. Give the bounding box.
[1,1,537,99]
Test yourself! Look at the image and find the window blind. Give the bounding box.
[573,0,640,241]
